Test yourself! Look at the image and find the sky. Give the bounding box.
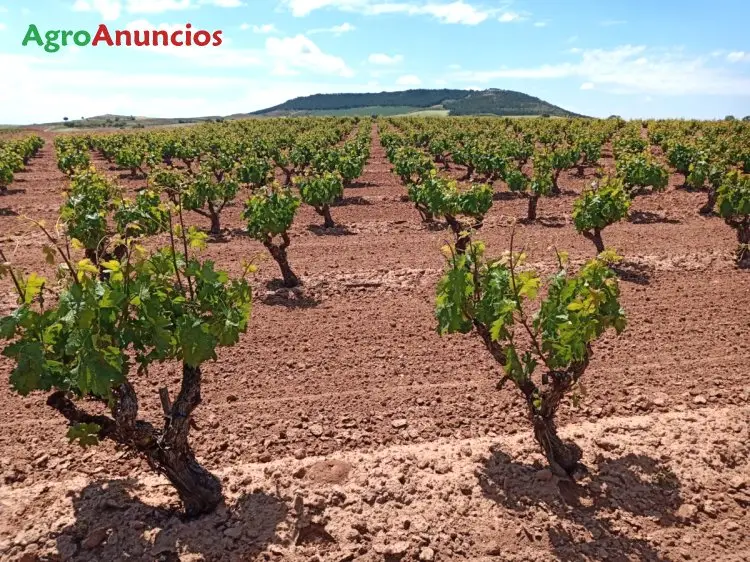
[1,0,749,123]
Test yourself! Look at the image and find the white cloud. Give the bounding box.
[73,0,244,17]
[125,0,191,13]
[580,82,594,90]
[0,53,249,121]
[115,19,352,79]
[282,0,497,25]
[330,22,355,33]
[73,0,121,20]
[283,0,365,16]
[600,19,627,26]
[727,51,750,63]
[533,21,547,27]
[368,53,403,65]
[0,22,6,30]
[246,23,277,33]
[416,1,491,24]
[498,11,524,23]
[204,0,244,6]
[0,6,7,12]
[308,22,356,35]
[265,34,354,77]
[396,74,421,86]
[448,45,750,96]
[1,51,390,124]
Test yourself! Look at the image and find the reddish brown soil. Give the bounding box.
[0,125,749,561]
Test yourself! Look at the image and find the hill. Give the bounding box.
[248,88,582,118]
[17,88,582,131]
[37,114,222,132]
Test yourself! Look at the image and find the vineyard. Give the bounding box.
[0,116,749,561]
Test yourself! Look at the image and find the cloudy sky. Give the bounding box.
[1,0,749,123]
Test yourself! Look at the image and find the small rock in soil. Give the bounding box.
[56,535,78,560]
[224,526,243,539]
[594,438,620,451]
[677,504,699,520]
[419,546,436,561]
[307,459,352,484]
[81,527,109,550]
[391,419,408,429]
[535,469,553,482]
[373,540,410,555]
[434,462,451,475]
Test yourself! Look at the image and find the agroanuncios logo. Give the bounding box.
[21,23,223,53]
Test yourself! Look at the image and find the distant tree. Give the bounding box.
[607,115,621,120]
[63,117,69,122]
[725,115,736,121]
[743,116,750,122]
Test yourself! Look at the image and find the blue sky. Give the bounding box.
[1,0,749,123]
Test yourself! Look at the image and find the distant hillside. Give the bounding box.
[33,114,222,132]
[16,88,582,131]
[249,88,582,118]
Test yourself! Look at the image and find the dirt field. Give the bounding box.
[0,125,749,561]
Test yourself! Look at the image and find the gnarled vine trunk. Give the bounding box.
[699,186,718,215]
[415,203,433,224]
[317,205,335,228]
[583,228,605,254]
[551,171,562,195]
[736,222,750,269]
[445,214,472,254]
[527,195,539,222]
[282,168,293,186]
[47,363,222,518]
[209,211,221,236]
[526,377,582,477]
[265,232,300,288]
[474,321,590,479]
[532,416,583,477]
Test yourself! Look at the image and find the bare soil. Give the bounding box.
[0,126,749,561]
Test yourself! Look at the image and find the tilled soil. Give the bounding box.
[0,125,749,561]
